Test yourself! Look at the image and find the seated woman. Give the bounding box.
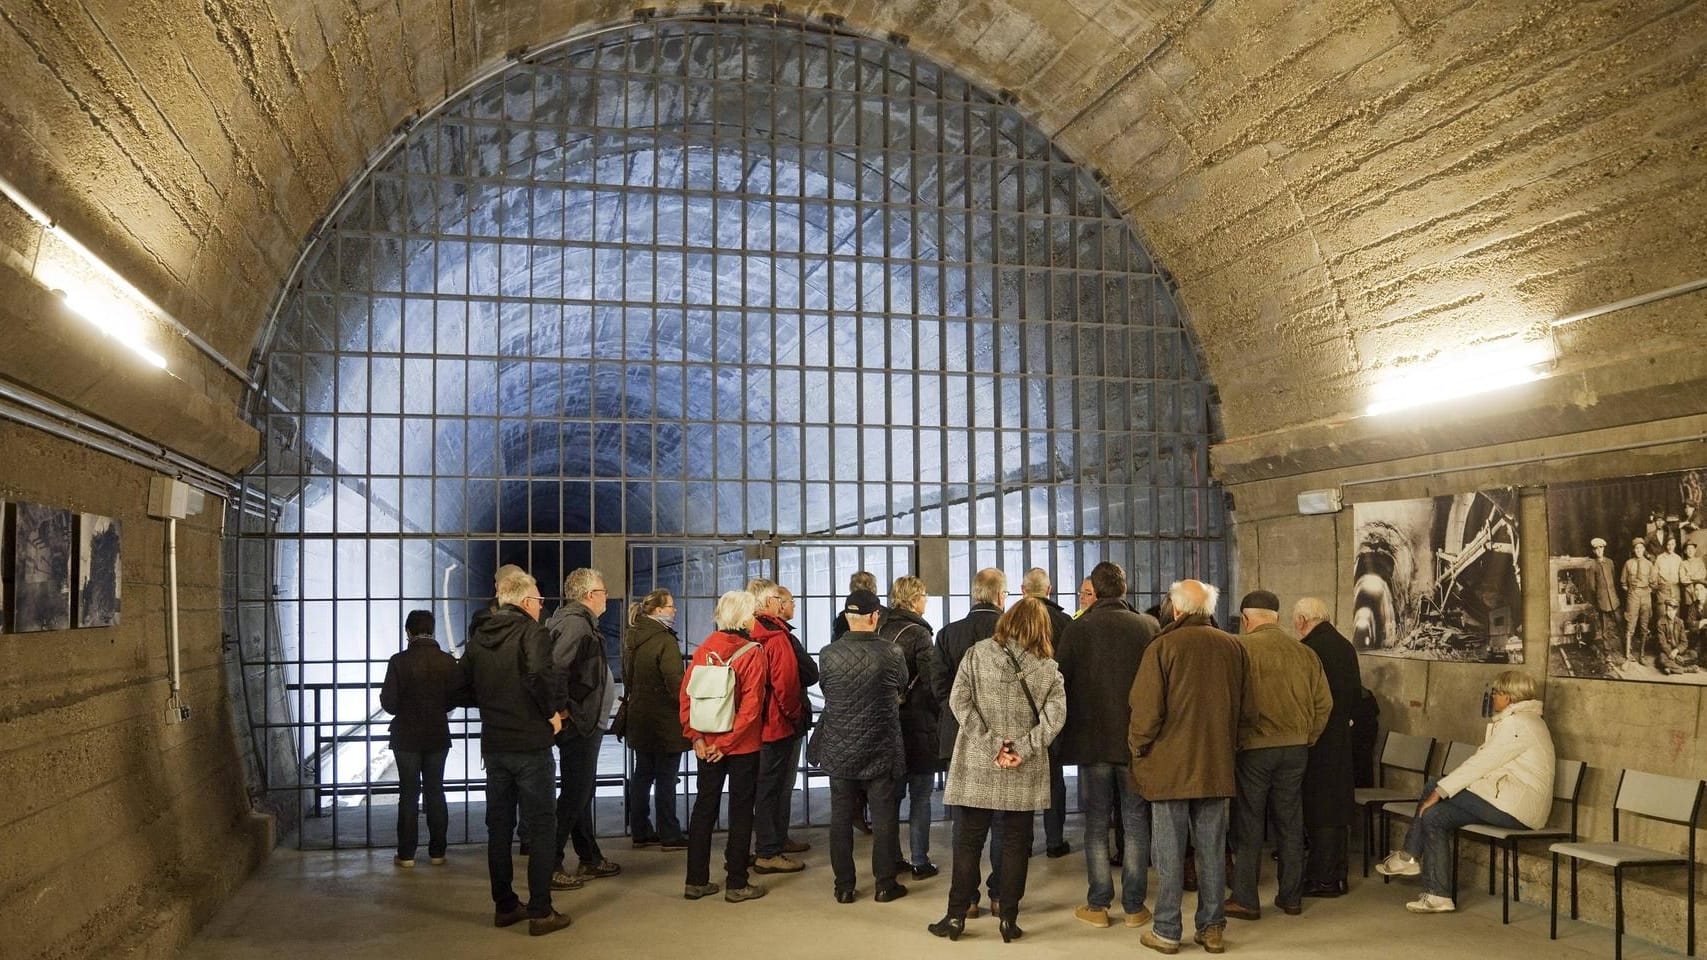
[1376,670,1555,913]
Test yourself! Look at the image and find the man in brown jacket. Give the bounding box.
[1224,590,1331,921]
[1129,580,1255,955]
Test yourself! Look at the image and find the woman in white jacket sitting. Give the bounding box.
[1375,670,1555,914]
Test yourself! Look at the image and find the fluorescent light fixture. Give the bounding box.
[1365,340,1552,417]
[1296,487,1343,515]
[54,285,168,368]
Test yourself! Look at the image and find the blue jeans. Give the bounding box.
[394,747,449,860]
[1151,798,1230,941]
[1403,778,1523,897]
[1080,763,1149,912]
[1044,748,1067,848]
[898,771,936,864]
[484,749,557,917]
[628,750,685,843]
[1231,745,1308,909]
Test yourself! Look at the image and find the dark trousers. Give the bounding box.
[947,806,1033,921]
[830,774,902,892]
[1304,824,1349,887]
[394,747,449,859]
[949,804,1004,904]
[484,749,557,918]
[1231,745,1308,909]
[687,751,760,888]
[629,749,686,843]
[754,735,801,857]
[1044,747,1067,848]
[553,729,605,870]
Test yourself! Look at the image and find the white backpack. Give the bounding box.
[685,641,760,734]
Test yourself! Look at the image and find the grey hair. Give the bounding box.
[1492,670,1542,703]
[496,569,539,607]
[1021,567,1052,598]
[563,568,605,602]
[713,590,759,632]
[494,563,525,587]
[1293,597,1331,625]
[746,577,776,597]
[1169,579,1220,617]
[972,567,1008,605]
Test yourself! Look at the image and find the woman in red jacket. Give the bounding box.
[680,589,770,903]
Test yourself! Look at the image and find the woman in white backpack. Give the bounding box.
[679,590,771,904]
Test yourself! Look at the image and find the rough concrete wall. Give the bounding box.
[0,421,271,960]
[1225,415,1707,951]
[3,0,1705,460]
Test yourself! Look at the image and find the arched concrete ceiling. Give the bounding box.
[1,0,1704,479]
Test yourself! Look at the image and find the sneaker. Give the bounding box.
[550,869,586,891]
[528,910,573,936]
[577,859,622,879]
[1075,904,1111,928]
[725,883,768,903]
[393,855,415,868]
[1405,893,1456,914]
[1124,907,1154,927]
[684,882,721,900]
[493,904,530,928]
[1139,930,1181,955]
[1193,926,1226,954]
[1376,852,1421,878]
[660,838,690,851]
[782,838,812,854]
[911,861,940,880]
[752,855,805,874]
[428,854,447,866]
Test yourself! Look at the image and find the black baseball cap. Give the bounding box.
[844,589,881,615]
[1239,589,1280,612]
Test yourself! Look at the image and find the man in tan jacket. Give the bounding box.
[1224,590,1332,921]
[1128,580,1255,956]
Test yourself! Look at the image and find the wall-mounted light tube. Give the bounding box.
[1365,340,1553,417]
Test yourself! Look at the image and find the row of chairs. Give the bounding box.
[1355,730,1702,960]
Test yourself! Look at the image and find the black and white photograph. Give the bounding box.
[13,501,73,633]
[77,513,122,628]
[1546,466,1707,685]
[1349,489,1524,662]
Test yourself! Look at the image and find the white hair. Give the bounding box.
[1293,596,1331,625]
[496,570,538,607]
[713,590,758,632]
[1168,579,1220,617]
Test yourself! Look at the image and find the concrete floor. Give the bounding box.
[184,822,1685,960]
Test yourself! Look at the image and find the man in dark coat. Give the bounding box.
[1291,597,1362,898]
[932,567,1007,914]
[544,568,620,889]
[461,570,570,936]
[809,590,908,903]
[1057,561,1157,927]
[381,610,466,868]
[1022,567,1075,859]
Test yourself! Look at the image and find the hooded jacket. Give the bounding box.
[461,605,558,753]
[547,600,615,737]
[1435,698,1555,829]
[751,612,804,742]
[879,606,939,773]
[622,614,689,753]
[679,629,768,757]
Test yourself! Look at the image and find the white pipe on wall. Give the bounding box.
[167,516,182,698]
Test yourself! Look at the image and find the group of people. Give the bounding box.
[1581,530,1707,673]
[379,560,1561,951]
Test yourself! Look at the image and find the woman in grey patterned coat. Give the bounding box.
[928,598,1066,943]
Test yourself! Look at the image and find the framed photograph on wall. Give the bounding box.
[77,513,121,628]
[14,501,73,632]
[1349,488,1524,662]
[1546,467,1706,684]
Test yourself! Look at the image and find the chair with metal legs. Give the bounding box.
[1456,758,1586,922]
[1354,731,1434,877]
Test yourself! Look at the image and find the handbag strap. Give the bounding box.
[1000,644,1041,727]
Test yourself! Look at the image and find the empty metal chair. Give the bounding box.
[1549,769,1703,960]
[1457,758,1586,922]
[1355,731,1434,876]
[1378,740,1478,887]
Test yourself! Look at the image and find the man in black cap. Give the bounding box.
[1224,589,1331,921]
[1582,537,1621,657]
[808,589,909,903]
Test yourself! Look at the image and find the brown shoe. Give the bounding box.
[782,838,812,854]
[752,855,805,874]
[1124,906,1154,927]
[1074,904,1110,927]
[528,910,573,936]
[1140,930,1181,955]
[493,904,530,928]
[1223,899,1261,921]
[1194,926,1226,954]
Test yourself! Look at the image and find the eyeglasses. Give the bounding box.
[523,595,543,604]
[589,588,609,596]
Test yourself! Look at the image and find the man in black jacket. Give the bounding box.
[1292,597,1361,898]
[545,568,621,890]
[462,570,570,936]
[1056,562,1157,928]
[381,610,465,868]
[809,589,908,903]
[932,567,1007,914]
[1023,567,1075,859]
